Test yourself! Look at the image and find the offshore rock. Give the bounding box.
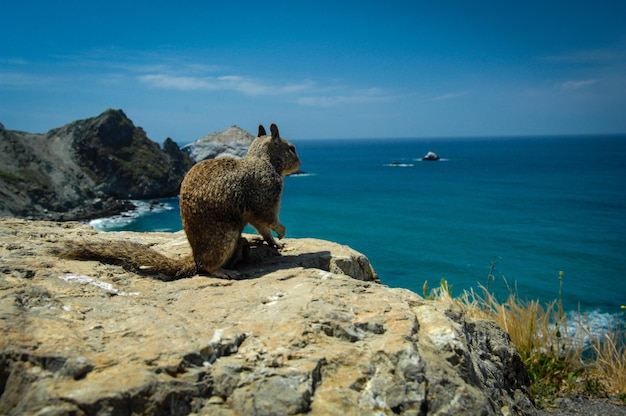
[0,218,536,415]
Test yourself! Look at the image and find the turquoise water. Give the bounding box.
[92,135,626,318]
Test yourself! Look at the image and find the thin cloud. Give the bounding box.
[544,48,626,64]
[297,88,391,107]
[119,62,223,76]
[297,96,343,107]
[138,74,313,96]
[556,79,598,91]
[217,75,313,95]
[0,58,30,65]
[138,74,216,91]
[0,72,53,87]
[429,92,469,101]
[138,73,313,96]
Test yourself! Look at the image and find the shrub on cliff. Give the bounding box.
[425,275,626,408]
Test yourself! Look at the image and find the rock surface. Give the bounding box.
[0,110,194,221]
[182,125,255,162]
[0,218,536,415]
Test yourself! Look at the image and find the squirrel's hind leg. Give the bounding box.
[194,228,241,273]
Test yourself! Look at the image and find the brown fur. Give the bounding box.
[60,123,300,280]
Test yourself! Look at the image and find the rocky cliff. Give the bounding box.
[0,110,194,221]
[182,125,256,162]
[0,218,536,415]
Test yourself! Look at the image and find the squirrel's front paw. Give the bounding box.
[274,224,286,239]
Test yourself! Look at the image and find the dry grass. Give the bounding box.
[424,278,626,407]
[588,323,626,396]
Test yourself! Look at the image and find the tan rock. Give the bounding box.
[0,218,535,415]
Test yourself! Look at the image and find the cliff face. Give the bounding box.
[0,110,194,220]
[67,109,194,199]
[0,218,536,415]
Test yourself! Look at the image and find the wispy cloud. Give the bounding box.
[117,62,223,77]
[544,48,626,64]
[138,73,314,96]
[296,88,391,107]
[2,48,394,108]
[0,72,53,87]
[429,91,469,101]
[556,79,598,91]
[0,58,30,65]
[138,69,394,106]
[540,44,626,100]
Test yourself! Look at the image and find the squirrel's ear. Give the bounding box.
[270,124,279,140]
[258,125,267,137]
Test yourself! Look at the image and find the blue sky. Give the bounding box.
[2,1,625,141]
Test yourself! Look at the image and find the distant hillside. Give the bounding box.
[0,109,194,220]
[182,125,255,161]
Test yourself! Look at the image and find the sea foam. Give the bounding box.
[90,200,174,231]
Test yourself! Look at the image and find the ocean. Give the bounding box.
[91,135,626,323]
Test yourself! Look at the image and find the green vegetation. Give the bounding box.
[424,270,626,409]
[107,131,173,180]
[0,168,49,184]
[0,170,21,182]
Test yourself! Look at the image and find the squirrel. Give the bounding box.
[59,123,301,280]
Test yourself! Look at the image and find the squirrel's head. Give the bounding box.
[247,124,301,175]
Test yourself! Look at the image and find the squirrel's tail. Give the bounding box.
[57,240,197,281]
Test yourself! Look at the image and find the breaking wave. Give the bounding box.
[89,199,175,232]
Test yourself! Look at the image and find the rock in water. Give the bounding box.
[0,218,536,415]
[422,151,440,161]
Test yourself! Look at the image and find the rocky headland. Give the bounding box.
[0,109,195,221]
[1,111,306,222]
[0,218,536,415]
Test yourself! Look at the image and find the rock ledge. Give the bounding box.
[0,218,535,415]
